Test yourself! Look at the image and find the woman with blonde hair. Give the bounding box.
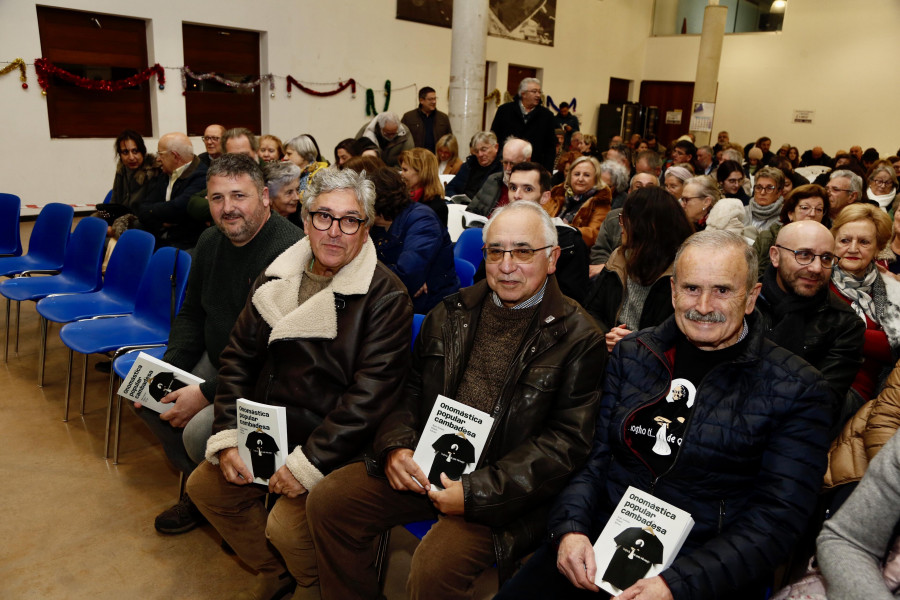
[399,148,448,226]
[543,155,612,247]
[258,134,284,163]
[435,134,463,175]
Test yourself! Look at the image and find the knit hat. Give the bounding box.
[748,148,763,160]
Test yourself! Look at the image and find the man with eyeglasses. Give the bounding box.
[490,77,559,171]
[826,169,864,219]
[187,167,413,600]
[304,200,605,599]
[756,220,864,434]
[199,123,225,166]
[466,137,533,217]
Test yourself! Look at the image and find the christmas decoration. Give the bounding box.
[181,66,274,93]
[285,76,356,98]
[547,95,577,114]
[34,58,165,93]
[0,58,28,90]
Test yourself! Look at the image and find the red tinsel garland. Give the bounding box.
[34,58,165,93]
[286,76,355,97]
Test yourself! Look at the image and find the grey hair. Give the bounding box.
[869,164,898,187]
[684,175,722,203]
[722,148,743,162]
[673,230,757,292]
[755,166,784,190]
[503,136,533,160]
[375,112,401,129]
[482,200,558,256]
[207,153,265,195]
[167,135,194,159]
[599,160,630,194]
[302,166,376,226]
[635,150,662,171]
[285,135,319,164]
[698,145,714,156]
[263,161,302,198]
[517,77,541,96]
[470,131,498,149]
[830,169,864,196]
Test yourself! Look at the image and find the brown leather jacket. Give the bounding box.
[824,358,900,488]
[373,275,606,581]
[207,238,413,490]
[543,183,612,247]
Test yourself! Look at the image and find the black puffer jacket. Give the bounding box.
[548,313,831,599]
[374,275,606,581]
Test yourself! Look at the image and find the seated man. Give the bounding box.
[756,220,865,434]
[136,153,302,534]
[498,230,831,599]
[187,168,413,600]
[356,111,414,167]
[306,200,606,599]
[465,137,532,217]
[445,131,502,200]
[137,132,208,248]
[198,123,225,165]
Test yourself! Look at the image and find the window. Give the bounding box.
[653,0,785,36]
[182,24,261,136]
[36,6,152,138]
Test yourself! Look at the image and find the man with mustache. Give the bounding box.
[498,230,832,600]
[756,221,864,434]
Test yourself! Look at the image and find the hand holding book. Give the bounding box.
[427,473,464,515]
[613,576,673,600]
[385,448,430,494]
[219,447,253,485]
[557,533,601,592]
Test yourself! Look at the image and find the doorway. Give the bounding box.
[639,80,695,147]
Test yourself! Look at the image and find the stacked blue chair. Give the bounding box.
[453,227,484,269]
[0,203,74,360]
[35,229,156,386]
[58,247,190,458]
[0,216,106,362]
[454,258,476,288]
[111,345,169,463]
[0,193,23,258]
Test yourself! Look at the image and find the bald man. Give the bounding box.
[137,132,208,248]
[756,221,864,433]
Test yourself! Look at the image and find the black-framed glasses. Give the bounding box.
[754,184,778,193]
[309,211,366,235]
[482,245,553,264]
[202,136,221,143]
[870,178,894,188]
[774,244,837,268]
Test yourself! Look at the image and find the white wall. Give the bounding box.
[644,0,900,156]
[0,0,653,210]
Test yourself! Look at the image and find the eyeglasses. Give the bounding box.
[118,148,141,156]
[482,245,552,264]
[774,244,837,268]
[202,136,221,143]
[870,178,894,188]
[754,184,778,193]
[308,211,366,235]
[795,204,825,215]
[825,185,852,194]
[679,196,704,204]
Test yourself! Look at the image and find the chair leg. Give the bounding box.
[374,529,392,588]
[113,393,123,464]
[63,348,73,422]
[3,297,8,362]
[104,371,118,459]
[179,472,186,498]
[79,353,88,416]
[38,316,47,387]
[13,300,19,354]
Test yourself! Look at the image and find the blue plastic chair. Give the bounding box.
[58,248,190,456]
[1,216,107,362]
[35,229,156,386]
[111,344,169,463]
[102,190,113,204]
[411,313,426,352]
[0,193,22,258]
[452,227,484,269]
[454,258,476,288]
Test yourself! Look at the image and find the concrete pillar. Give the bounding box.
[689,1,728,147]
[448,0,489,149]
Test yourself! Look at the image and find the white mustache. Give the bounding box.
[685,309,726,323]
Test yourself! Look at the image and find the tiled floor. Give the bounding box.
[0,219,496,599]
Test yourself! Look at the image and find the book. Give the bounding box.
[236,398,289,485]
[412,395,494,490]
[116,352,204,414]
[593,486,694,595]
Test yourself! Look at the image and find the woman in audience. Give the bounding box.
[258,134,284,163]
[717,159,750,205]
[746,166,785,232]
[284,134,328,199]
[107,129,159,219]
[753,184,831,273]
[552,150,581,187]
[263,161,303,228]
[398,148,448,227]
[599,159,630,210]
[663,165,692,200]
[580,133,601,158]
[830,204,900,402]
[680,175,720,231]
[583,187,694,352]
[865,161,899,211]
[788,146,801,169]
[369,167,459,313]
[333,138,357,167]
[435,134,463,175]
[544,155,612,247]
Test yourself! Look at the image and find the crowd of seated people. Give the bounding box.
[86,90,900,599]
